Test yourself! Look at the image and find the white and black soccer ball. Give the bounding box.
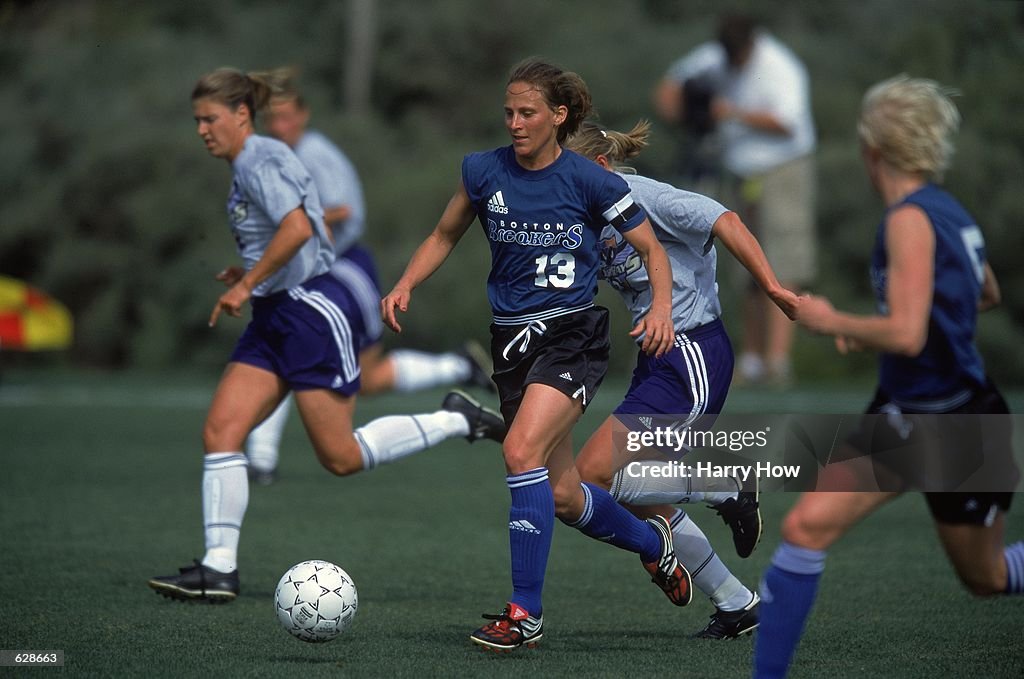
[274,560,358,643]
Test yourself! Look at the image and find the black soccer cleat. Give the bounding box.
[469,602,543,652]
[694,592,760,640]
[458,340,497,393]
[641,515,693,606]
[442,390,506,443]
[712,476,762,558]
[148,560,239,603]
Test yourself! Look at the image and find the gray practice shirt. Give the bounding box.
[294,130,366,255]
[227,134,334,296]
[599,173,728,332]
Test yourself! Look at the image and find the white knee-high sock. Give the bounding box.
[354,411,469,470]
[669,508,752,611]
[201,452,249,573]
[390,350,471,393]
[246,395,291,472]
[610,461,738,505]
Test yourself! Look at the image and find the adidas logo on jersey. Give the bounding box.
[509,519,541,534]
[487,190,509,214]
[559,372,573,381]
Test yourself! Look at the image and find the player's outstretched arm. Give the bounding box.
[713,210,800,319]
[622,219,675,357]
[381,182,476,333]
[797,205,934,356]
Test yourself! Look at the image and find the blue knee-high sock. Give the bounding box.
[565,482,661,563]
[1005,541,1024,594]
[753,542,827,679]
[507,468,554,616]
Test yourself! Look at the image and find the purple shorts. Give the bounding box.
[330,244,383,349]
[230,273,364,395]
[614,318,734,420]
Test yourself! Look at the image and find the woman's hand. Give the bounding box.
[795,294,838,335]
[381,286,412,333]
[835,336,864,354]
[630,306,674,358]
[215,266,246,287]
[209,279,252,327]
[769,286,803,321]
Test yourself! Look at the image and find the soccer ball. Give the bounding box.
[274,560,358,643]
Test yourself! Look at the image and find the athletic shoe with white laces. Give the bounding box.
[469,602,543,652]
[148,560,239,603]
[695,592,760,640]
[442,390,506,443]
[641,515,693,606]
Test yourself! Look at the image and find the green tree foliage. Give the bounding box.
[1,0,1021,382]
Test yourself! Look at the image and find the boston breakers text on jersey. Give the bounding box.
[462,147,646,322]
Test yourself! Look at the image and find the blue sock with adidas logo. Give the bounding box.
[753,541,826,679]
[566,482,661,562]
[507,468,554,615]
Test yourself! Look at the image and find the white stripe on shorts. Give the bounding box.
[330,258,384,341]
[678,338,709,427]
[289,286,360,382]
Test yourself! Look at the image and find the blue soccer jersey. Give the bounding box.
[462,146,646,323]
[871,183,987,407]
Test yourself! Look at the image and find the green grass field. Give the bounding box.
[1,371,1022,678]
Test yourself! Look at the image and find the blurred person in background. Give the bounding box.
[654,13,816,387]
[753,75,1022,679]
[148,68,506,603]
[244,69,494,484]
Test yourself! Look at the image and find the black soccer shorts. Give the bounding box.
[489,306,610,426]
[847,380,1015,525]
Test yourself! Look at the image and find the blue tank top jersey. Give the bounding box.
[462,146,646,323]
[871,183,987,407]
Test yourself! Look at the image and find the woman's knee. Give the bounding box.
[314,438,365,477]
[203,414,246,453]
[781,504,840,551]
[502,437,545,475]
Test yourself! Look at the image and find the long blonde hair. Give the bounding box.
[565,119,651,172]
[858,74,961,181]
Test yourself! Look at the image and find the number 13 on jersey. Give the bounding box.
[534,253,576,288]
